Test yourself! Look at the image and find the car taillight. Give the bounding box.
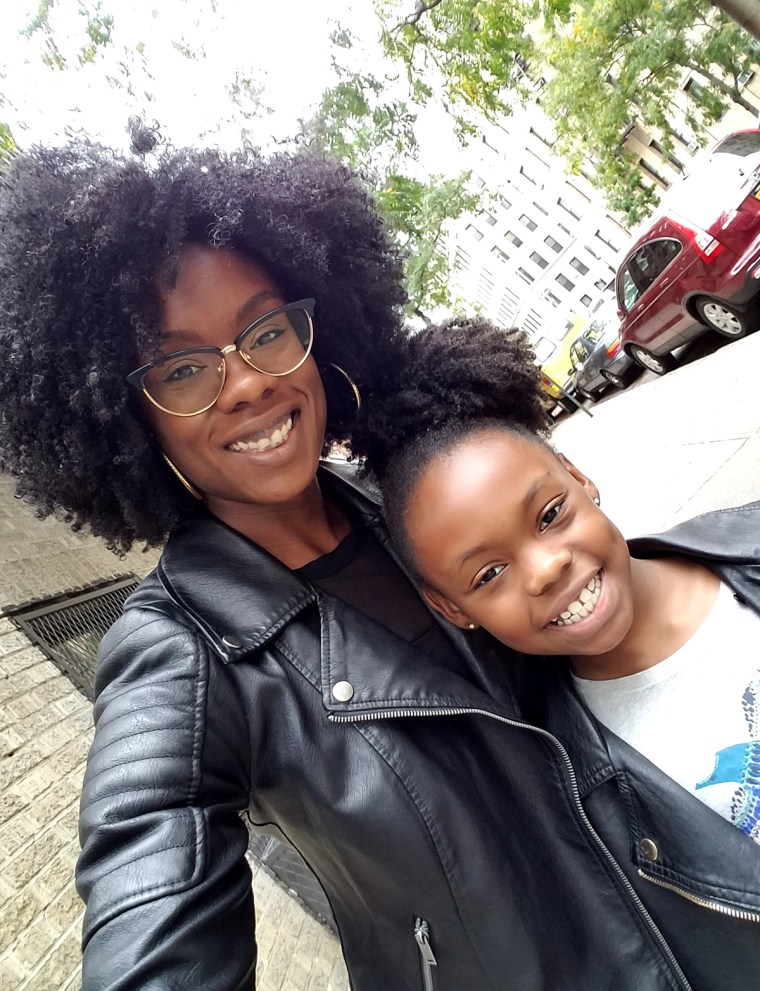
[671,218,725,262]
[693,230,723,260]
[605,337,622,358]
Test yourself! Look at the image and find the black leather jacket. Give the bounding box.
[76,471,760,991]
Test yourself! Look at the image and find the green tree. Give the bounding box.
[541,0,760,223]
[376,0,760,224]
[301,37,481,319]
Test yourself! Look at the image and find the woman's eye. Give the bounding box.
[539,501,564,532]
[251,324,286,348]
[164,362,203,383]
[476,564,506,588]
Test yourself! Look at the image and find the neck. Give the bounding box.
[205,477,352,569]
[572,556,719,680]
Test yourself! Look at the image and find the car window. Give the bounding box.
[570,339,589,369]
[619,238,680,311]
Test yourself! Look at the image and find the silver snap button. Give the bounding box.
[332,680,354,702]
[639,838,659,861]
[222,635,243,649]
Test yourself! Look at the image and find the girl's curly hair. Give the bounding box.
[0,126,407,552]
[350,316,552,581]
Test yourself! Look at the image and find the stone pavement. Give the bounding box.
[0,475,348,991]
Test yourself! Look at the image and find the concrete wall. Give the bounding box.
[0,473,347,991]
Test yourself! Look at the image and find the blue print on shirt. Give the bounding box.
[696,677,760,841]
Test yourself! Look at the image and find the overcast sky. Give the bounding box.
[0,0,383,151]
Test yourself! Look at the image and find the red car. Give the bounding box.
[616,129,760,374]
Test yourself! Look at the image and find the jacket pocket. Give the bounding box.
[414,917,438,991]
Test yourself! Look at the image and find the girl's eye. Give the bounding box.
[476,564,506,588]
[539,501,565,532]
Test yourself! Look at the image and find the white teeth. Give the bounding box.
[551,573,601,626]
[228,415,292,452]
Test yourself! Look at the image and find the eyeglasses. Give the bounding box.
[127,298,316,416]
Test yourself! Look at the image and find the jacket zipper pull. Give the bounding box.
[414,917,438,966]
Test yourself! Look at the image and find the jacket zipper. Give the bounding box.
[414,917,437,991]
[331,705,693,991]
[638,870,760,922]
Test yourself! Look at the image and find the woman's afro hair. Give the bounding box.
[0,123,407,553]
[350,315,553,579]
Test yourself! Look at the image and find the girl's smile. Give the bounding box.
[405,429,639,673]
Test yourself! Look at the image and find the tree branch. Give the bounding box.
[399,0,444,28]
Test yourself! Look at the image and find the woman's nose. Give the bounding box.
[524,542,572,596]
[214,350,277,412]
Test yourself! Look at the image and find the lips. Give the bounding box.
[549,571,602,626]
[225,413,294,452]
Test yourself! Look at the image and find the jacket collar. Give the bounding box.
[153,462,527,717]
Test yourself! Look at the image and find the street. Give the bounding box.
[552,329,760,540]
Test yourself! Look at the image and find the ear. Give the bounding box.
[556,453,600,505]
[422,586,475,630]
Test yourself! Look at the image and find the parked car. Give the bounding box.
[616,128,760,375]
[569,301,639,402]
[533,314,588,413]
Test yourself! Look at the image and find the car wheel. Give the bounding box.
[600,368,635,389]
[627,345,676,375]
[576,388,595,403]
[694,297,751,338]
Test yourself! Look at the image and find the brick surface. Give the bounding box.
[0,476,349,991]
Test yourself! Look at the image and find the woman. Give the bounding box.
[0,127,705,991]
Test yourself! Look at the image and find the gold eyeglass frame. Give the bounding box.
[126,298,316,417]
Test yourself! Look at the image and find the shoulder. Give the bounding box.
[628,501,760,564]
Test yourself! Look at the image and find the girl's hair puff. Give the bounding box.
[351,316,552,580]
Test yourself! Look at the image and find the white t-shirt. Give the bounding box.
[572,581,760,844]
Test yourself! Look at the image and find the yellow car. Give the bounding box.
[534,314,590,413]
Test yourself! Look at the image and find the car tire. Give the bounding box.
[694,297,751,339]
[600,367,636,389]
[626,345,676,376]
[576,388,595,403]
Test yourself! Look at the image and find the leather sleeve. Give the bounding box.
[76,608,256,990]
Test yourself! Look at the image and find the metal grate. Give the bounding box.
[6,575,140,702]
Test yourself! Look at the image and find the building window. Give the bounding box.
[491,246,509,263]
[530,251,548,269]
[556,273,575,292]
[670,127,699,153]
[520,166,538,186]
[482,211,498,226]
[595,229,620,253]
[482,135,499,154]
[518,267,535,284]
[467,224,484,241]
[557,197,581,221]
[558,222,572,236]
[580,294,592,307]
[543,290,562,308]
[519,214,538,231]
[570,256,589,276]
[649,139,684,173]
[739,69,755,89]
[684,78,705,102]
[473,174,486,188]
[594,277,607,290]
[532,200,549,217]
[584,243,601,261]
[544,235,563,253]
[454,248,471,271]
[639,158,671,189]
[565,181,591,203]
[529,126,555,149]
[505,230,523,247]
[499,195,512,211]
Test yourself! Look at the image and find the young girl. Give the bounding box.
[353,316,760,852]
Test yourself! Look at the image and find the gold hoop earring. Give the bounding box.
[162,454,202,500]
[319,362,362,420]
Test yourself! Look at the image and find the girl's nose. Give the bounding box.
[524,542,572,596]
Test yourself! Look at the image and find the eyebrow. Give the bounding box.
[452,470,555,572]
[159,290,285,346]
